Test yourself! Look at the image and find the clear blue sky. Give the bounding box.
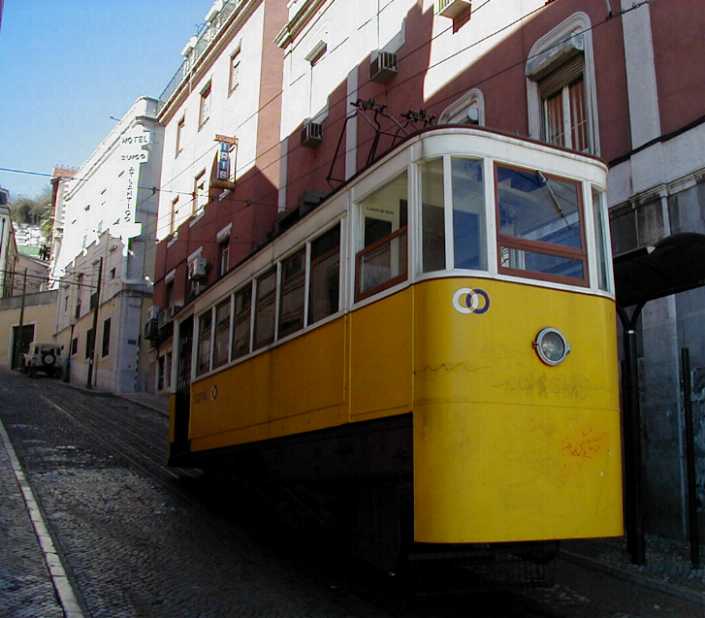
[0,0,209,199]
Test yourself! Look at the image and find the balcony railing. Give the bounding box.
[157,0,244,114]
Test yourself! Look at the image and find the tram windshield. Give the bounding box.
[496,165,587,285]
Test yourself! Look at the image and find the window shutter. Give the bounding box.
[538,54,584,98]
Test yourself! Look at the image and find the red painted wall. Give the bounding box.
[650,0,705,136]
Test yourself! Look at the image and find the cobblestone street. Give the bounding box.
[0,368,702,617]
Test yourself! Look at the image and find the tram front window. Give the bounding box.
[421,159,445,272]
[356,172,408,300]
[496,164,587,286]
[452,158,486,270]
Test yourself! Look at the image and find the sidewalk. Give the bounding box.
[563,536,705,607]
[0,420,82,617]
[55,379,168,416]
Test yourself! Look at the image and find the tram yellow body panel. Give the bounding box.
[180,277,622,543]
[412,278,622,542]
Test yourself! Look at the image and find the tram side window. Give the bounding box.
[452,158,486,270]
[592,188,610,292]
[254,268,277,349]
[495,165,587,286]
[309,224,340,325]
[196,309,213,376]
[356,171,408,300]
[279,248,306,339]
[421,159,445,272]
[231,284,252,359]
[212,298,231,369]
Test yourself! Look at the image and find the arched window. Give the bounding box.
[439,89,485,126]
[525,12,600,155]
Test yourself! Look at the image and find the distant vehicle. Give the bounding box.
[23,343,63,378]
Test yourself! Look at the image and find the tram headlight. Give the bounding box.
[534,328,570,366]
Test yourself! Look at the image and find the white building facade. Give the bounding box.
[52,97,164,393]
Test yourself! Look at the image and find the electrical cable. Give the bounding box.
[2,1,645,253]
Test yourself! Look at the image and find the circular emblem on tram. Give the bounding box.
[210,385,218,401]
[452,288,490,315]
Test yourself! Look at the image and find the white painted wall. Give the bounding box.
[156,3,266,241]
[279,0,543,140]
[53,97,163,281]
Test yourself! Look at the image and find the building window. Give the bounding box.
[64,295,69,312]
[199,82,211,129]
[193,170,207,215]
[526,13,598,155]
[176,116,185,156]
[355,172,408,301]
[71,337,78,356]
[170,197,179,235]
[495,164,587,286]
[196,308,213,376]
[229,47,241,94]
[165,280,174,310]
[253,268,276,350]
[158,356,165,390]
[231,284,252,359]
[541,71,588,152]
[85,328,95,359]
[101,318,111,357]
[213,298,231,369]
[438,89,485,126]
[165,352,172,388]
[218,239,230,277]
[308,224,340,325]
[110,267,116,280]
[278,249,305,339]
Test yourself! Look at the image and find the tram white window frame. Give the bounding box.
[525,12,600,156]
[590,186,614,293]
[352,168,412,303]
[494,162,589,288]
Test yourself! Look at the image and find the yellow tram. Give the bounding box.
[168,127,623,567]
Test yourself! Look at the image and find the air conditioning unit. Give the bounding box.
[370,51,398,83]
[144,318,159,341]
[436,0,471,19]
[188,256,208,280]
[301,120,323,148]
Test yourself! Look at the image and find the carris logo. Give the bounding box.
[452,288,490,315]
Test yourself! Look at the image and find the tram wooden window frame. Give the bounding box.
[354,226,409,302]
[493,162,589,288]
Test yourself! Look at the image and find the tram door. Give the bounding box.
[174,316,193,454]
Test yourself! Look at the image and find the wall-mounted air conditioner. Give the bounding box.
[436,0,471,19]
[301,120,323,148]
[188,256,208,280]
[370,51,398,83]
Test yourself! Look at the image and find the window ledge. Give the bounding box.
[188,212,205,228]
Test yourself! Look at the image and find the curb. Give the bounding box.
[54,380,114,398]
[115,394,169,418]
[0,419,85,618]
[560,550,705,607]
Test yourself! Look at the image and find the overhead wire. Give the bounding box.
[2,0,645,252]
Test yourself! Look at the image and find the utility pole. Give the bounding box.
[86,257,103,389]
[14,269,27,370]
